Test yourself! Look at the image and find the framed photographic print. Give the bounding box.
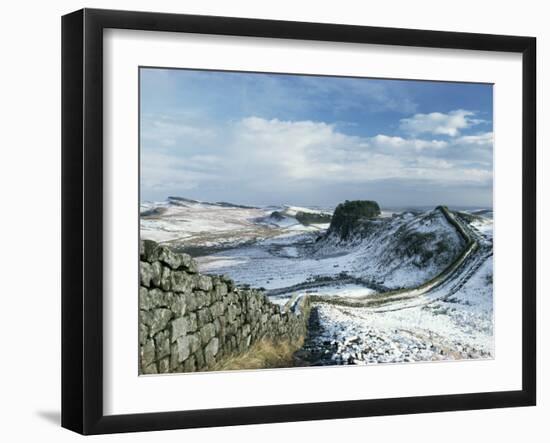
[61,8,536,435]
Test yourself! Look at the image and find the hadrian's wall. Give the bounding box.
[139,240,311,374]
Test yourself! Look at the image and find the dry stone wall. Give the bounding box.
[139,239,311,374]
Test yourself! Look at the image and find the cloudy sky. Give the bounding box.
[140,68,493,208]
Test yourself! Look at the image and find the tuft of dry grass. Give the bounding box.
[211,337,304,371]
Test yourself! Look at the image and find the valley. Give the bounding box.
[140,197,494,366]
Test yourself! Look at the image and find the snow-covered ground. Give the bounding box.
[140,198,273,248]
[140,198,329,249]
[311,209,466,289]
[141,197,494,365]
[299,256,493,365]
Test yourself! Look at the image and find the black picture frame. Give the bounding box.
[61,8,536,435]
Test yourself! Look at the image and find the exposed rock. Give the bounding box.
[140,262,153,287]
[184,355,196,372]
[158,357,170,373]
[175,336,190,362]
[187,312,198,332]
[150,261,162,287]
[171,317,189,342]
[142,363,158,375]
[195,349,205,369]
[210,301,225,318]
[188,333,201,353]
[197,308,213,327]
[204,338,219,365]
[170,296,187,317]
[142,239,162,263]
[139,286,151,311]
[196,275,213,292]
[328,200,381,239]
[171,271,195,293]
[154,330,170,360]
[146,288,173,310]
[139,323,149,345]
[200,323,216,345]
[160,266,171,291]
[141,339,155,367]
[146,308,172,336]
[158,246,183,270]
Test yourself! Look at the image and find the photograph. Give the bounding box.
[138,68,495,374]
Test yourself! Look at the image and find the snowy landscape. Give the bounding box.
[139,67,494,368]
[141,197,494,365]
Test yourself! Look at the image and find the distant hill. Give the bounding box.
[164,196,258,209]
[316,205,466,289]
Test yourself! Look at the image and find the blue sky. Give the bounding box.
[140,68,493,208]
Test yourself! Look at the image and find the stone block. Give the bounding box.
[187,312,198,332]
[171,317,189,342]
[151,261,162,287]
[197,308,212,327]
[158,246,182,270]
[170,294,187,317]
[184,292,199,312]
[139,286,151,311]
[195,349,205,369]
[142,240,161,263]
[226,304,238,323]
[196,275,213,291]
[158,357,170,373]
[188,333,200,353]
[155,330,170,360]
[139,322,149,345]
[210,301,225,318]
[204,338,219,366]
[200,323,216,345]
[141,363,158,375]
[171,270,195,293]
[184,355,196,372]
[185,255,198,274]
[175,336,190,363]
[147,308,172,336]
[217,283,228,297]
[193,291,208,310]
[141,339,155,368]
[148,288,172,309]
[140,261,153,287]
[160,266,172,291]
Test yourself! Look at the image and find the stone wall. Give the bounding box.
[139,240,311,374]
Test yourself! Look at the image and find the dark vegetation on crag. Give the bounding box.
[328,200,381,239]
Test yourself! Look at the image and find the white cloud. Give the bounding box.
[399,109,484,137]
[225,117,491,185]
[370,134,448,152]
[455,132,494,146]
[141,113,217,148]
[141,115,493,201]
[140,151,223,195]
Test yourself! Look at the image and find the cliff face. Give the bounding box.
[139,240,310,374]
[328,200,381,239]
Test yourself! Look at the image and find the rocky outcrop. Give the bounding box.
[328,200,381,239]
[139,240,311,374]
